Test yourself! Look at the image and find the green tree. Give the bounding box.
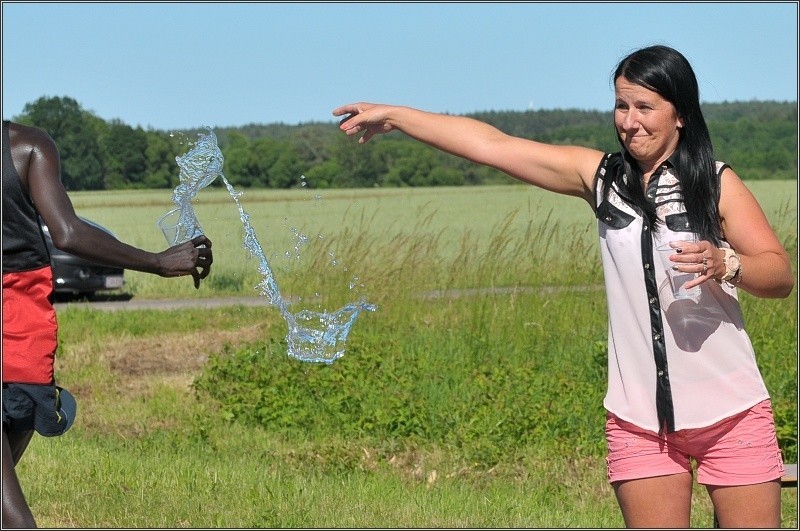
[11,97,796,189]
[99,120,149,189]
[303,158,343,189]
[17,96,104,190]
[221,132,257,187]
[144,131,180,189]
[267,141,303,188]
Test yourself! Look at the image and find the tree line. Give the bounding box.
[10,96,797,191]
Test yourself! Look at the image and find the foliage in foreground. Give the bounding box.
[194,290,610,468]
[192,217,798,465]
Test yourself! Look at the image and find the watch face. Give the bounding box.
[728,254,741,270]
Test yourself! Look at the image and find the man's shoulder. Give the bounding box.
[8,121,55,150]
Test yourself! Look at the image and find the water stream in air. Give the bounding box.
[162,128,376,363]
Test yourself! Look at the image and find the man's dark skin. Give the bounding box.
[2,121,213,527]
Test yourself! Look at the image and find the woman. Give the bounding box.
[332,45,794,527]
[2,119,213,528]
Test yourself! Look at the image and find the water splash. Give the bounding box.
[158,128,223,245]
[164,128,376,363]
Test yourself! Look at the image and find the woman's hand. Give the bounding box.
[666,240,723,289]
[333,103,396,144]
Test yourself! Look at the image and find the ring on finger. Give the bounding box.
[702,263,708,275]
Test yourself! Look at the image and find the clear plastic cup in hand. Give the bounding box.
[157,207,204,246]
[656,240,701,300]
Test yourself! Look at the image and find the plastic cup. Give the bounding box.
[656,241,701,300]
[157,208,203,246]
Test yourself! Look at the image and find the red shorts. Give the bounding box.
[2,266,58,384]
[605,400,785,486]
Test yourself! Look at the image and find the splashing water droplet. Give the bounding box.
[163,128,376,363]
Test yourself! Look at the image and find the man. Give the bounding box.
[2,119,213,527]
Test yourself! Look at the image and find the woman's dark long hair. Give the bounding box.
[606,45,722,245]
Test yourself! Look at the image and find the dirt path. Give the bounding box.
[54,295,273,312]
[54,284,604,312]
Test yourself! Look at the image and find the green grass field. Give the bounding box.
[19,182,798,528]
[65,181,797,300]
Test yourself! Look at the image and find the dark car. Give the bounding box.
[39,216,125,299]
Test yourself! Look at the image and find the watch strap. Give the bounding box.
[730,262,743,284]
[720,247,740,282]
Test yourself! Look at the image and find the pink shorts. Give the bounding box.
[605,399,785,486]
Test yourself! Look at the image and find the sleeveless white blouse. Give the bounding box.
[594,153,768,434]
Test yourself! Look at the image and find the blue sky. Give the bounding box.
[3,2,797,131]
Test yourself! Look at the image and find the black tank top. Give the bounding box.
[2,120,51,273]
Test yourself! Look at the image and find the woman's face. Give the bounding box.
[614,76,683,171]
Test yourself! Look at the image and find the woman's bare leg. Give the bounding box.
[707,480,781,528]
[613,472,693,528]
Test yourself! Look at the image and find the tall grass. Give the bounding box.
[67,184,601,299]
[67,182,794,301]
[20,183,798,528]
